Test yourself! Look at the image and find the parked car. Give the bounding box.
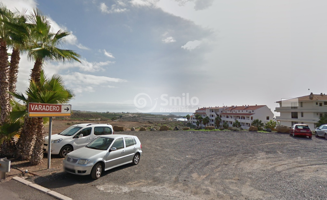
[315,124,327,139]
[63,134,142,179]
[290,124,312,139]
[44,123,114,157]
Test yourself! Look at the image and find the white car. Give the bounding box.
[315,124,327,139]
[63,134,142,179]
[44,123,113,157]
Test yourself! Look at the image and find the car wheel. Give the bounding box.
[59,145,73,158]
[91,163,103,180]
[132,153,140,165]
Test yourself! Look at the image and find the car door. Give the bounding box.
[319,126,327,137]
[72,127,92,149]
[123,137,137,163]
[105,138,126,170]
[317,126,325,137]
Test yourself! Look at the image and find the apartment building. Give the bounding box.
[190,105,274,129]
[275,93,327,130]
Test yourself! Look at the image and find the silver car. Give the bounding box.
[63,134,142,179]
[315,124,327,139]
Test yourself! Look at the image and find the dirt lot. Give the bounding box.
[27,130,327,200]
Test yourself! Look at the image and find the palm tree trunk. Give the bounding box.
[30,117,44,165]
[17,58,43,160]
[30,58,43,83]
[0,39,9,125]
[16,117,37,160]
[8,47,20,102]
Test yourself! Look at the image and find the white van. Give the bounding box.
[44,123,113,157]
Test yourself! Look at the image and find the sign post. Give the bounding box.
[28,103,71,169]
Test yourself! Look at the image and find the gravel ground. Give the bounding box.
[32,131,327,200]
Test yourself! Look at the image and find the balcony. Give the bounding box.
[276,116,318,123]
[275,107,327,113]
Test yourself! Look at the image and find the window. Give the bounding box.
[94,127,112,135]
[111,138,124,150]
[301,112,303,117]
[324,102,327,105]
[291,112,298,119]
[316,102,318,105]
[79,127,92,137]
[320,103,323,107]
[251,117,253,120]
[266,116,269,120]
[125,137,136,147]
[300,102,303,107]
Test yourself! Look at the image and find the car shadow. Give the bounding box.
[289,135,313,140]
[33,163,135,189]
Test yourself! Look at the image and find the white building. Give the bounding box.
[190,105,274,129]
[275,93,327,130]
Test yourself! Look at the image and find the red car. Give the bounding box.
[290,124,312,139]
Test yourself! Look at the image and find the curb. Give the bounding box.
[13,176,72,200]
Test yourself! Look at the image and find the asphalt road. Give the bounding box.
[30,131,327,200]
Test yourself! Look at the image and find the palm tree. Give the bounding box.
[251,119,264,130]
[232,119,241,128]
[198,116,203,128]
[203,116,209,127]
[15,10,80,161]
[12,71,74,164]
[27,10,80,83]
[0,6,13,124]
[215,115,221,128]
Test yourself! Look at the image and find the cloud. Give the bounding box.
[194,0,214,10]
[100,2,128,13]
[0,0,36,15]
[103,50,115,58]
[61,72,126,85]
[130,0,158,7]
[181,40,202,51]
[46,59,113,72]
[47,18,89,50]
[162,36,176,43]
[61,72,127,93]
[171,0,214,10]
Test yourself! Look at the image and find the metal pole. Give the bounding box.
[47,117,52,169]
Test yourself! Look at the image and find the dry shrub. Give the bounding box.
[159,126,170,131]
[276,125,291,133]
[139,127,146,131]
[249,126,258,132]
[113,126,125,131]
[183,127,190,130]
[205,126,215,130]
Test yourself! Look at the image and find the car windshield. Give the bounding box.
[59,126,82,136]
[86,137,114,150]
[296,125,310,130]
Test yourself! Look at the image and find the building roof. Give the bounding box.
[276,93,327,103]
[221,113,254,116]
[222,105,265,111]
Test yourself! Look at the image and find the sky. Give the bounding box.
[1,0,326,115]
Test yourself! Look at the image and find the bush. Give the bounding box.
[113,126,125,131]
[159,126,170,131]
[232,120,241,128]
[223,122,229,129]
[251,119,264,130]
[230,127,240,131]
[139,127,146,131]
[183,127,190,130]
[265,120,277,130]
[205,126,215,130]
[249,126,258,132]
[276,125,291,133]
